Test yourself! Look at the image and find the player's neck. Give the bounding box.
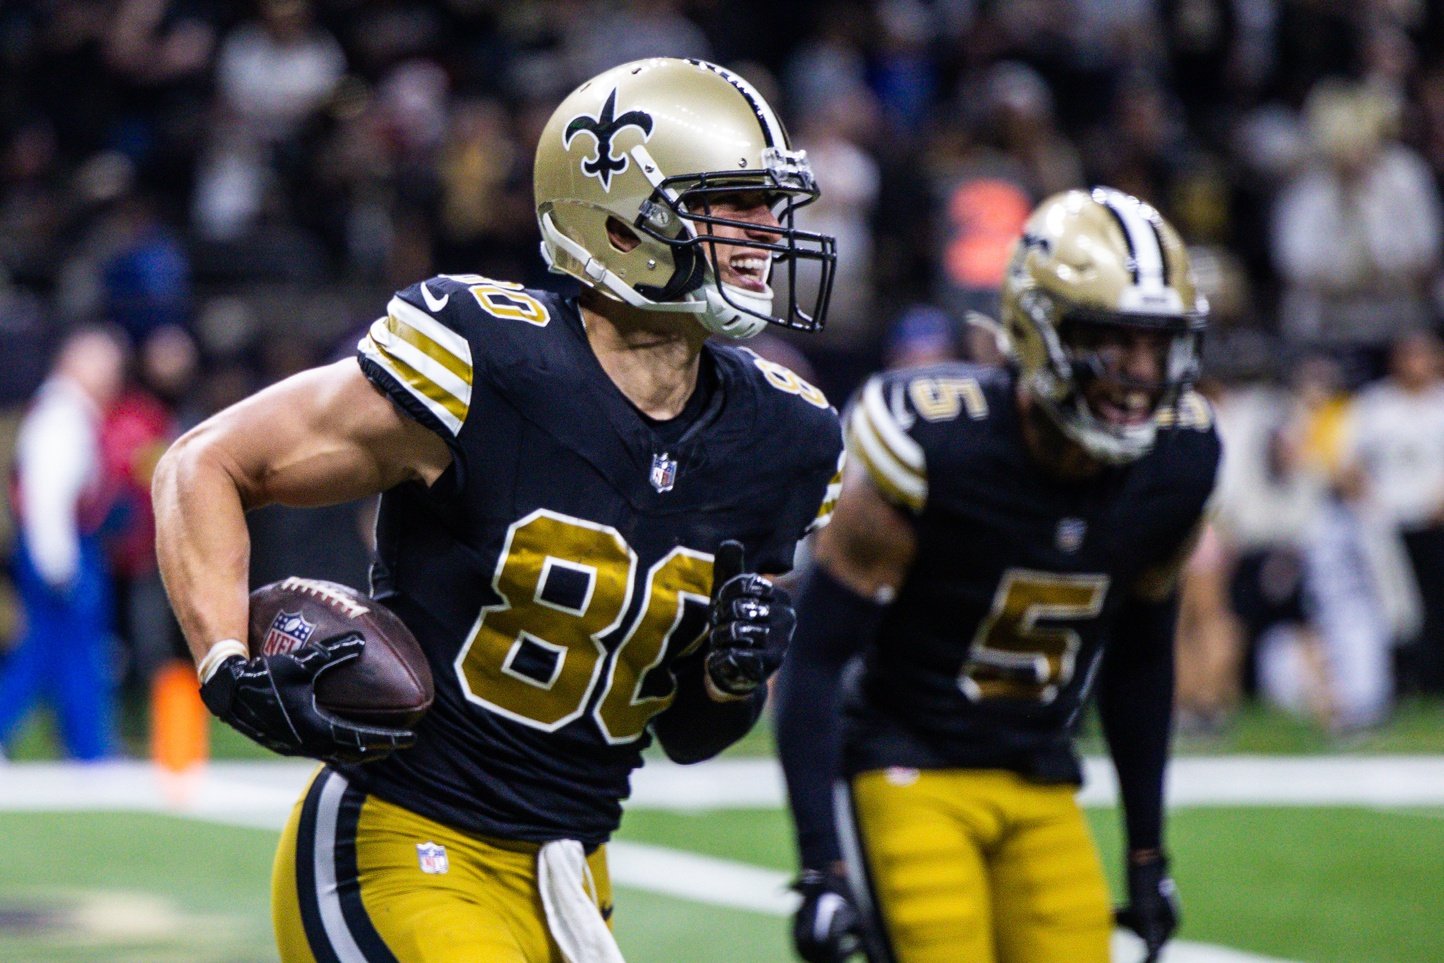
[1015,387,1106,481]
[579,296,709,420]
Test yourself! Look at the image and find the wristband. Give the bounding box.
[197,638,248,684]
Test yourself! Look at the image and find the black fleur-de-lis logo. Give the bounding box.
[563,89,654,191]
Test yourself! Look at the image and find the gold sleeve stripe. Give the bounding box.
[387,295,473,364]
[366,315,472,409]
[848,408,926,512]
[384,306,472,386]
[806,450,847,533]
[359,319,469,435]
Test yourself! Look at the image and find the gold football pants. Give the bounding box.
[273,767,613,962]
[839,768,1111,963]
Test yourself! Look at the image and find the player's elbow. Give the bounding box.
[153,423,257,513]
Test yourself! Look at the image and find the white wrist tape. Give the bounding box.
[197,638,248,684]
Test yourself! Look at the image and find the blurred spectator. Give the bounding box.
[434,98,532,278]
[1216,354,1395,733]
[564,0,712,83]
[101,188,192,342]
[782,6,869,122]
[982,61,1084,199]
[1273,80,1442,365]
[1175,521,1244,736]
[194,0,344,240]
[104,326,195,688]
[795,89,880,344]
[0,328,127,760]
[883,304,960,370]
[1342,331,1444,693]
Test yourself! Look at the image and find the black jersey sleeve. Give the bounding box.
[727,348,847,573]
[356,275,489,446]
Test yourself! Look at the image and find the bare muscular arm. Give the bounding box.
[153,360,452,667]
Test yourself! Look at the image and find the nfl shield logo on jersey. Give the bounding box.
[1056,517,1087,553]
[416,842,449,875]
[650,452,677,493]
[262,611,315,656]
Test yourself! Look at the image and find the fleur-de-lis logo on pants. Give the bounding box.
[563,89,654,191]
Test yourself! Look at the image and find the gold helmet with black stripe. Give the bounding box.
[1001,187,1207,463]
[534,58,836,339]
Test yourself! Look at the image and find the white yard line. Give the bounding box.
[7,756,1444,817]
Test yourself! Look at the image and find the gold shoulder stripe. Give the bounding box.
[384,313,471,386]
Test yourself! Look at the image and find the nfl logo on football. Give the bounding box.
[262,610,315,656]
[416,842,449,875]
[650,452,677,493]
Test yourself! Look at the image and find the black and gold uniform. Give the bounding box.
[778,362,1218,963]
[843,363,1217,782]
[273,273,843,962]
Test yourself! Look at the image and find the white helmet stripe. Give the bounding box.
[1096,190,1166,294]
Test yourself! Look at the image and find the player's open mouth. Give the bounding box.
[1092,387,1155,426]
[727,254,771,292]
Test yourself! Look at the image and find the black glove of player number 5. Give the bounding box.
[1115,850,1180,963]
[705,540,797,698]
[793,868,862,962]
[200,635,416,765]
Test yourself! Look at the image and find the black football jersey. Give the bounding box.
[842,363,1219,783]
[340,273,843,846]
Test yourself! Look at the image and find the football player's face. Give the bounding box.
[697,191,781,293]
[1068,323,1171,428]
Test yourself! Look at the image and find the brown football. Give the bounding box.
[247,577,433,729]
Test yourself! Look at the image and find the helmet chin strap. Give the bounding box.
[700,281,772,339]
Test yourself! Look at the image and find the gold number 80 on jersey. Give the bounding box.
[455,510,715,742]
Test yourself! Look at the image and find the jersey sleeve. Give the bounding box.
[845,373,928,514]
[356,278,477,442]
[806,446,847,535]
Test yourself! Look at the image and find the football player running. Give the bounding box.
[154,58,843,963]
[775,188,1218,963]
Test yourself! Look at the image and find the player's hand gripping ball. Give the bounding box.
[200,578,432,765]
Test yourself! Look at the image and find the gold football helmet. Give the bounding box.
[534,58,835,338]
[1001,187,1207,462]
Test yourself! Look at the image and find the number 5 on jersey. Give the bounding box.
[455,510,714,743]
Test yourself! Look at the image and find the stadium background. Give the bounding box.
[3,1,1444,961]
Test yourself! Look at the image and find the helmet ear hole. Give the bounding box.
[605,216,642,253]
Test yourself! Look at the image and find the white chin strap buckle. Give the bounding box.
[700,282,772,339]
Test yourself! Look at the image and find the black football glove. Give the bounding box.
[1115,850,1180,963]
[704,540,796,698]
[792,868,862,963]
[200,634,416,765]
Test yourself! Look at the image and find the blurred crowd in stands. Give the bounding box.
[2,0,1443,757]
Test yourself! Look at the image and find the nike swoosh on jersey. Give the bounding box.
[419,282,449,312]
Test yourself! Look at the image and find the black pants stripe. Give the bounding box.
[295,768,400,963]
